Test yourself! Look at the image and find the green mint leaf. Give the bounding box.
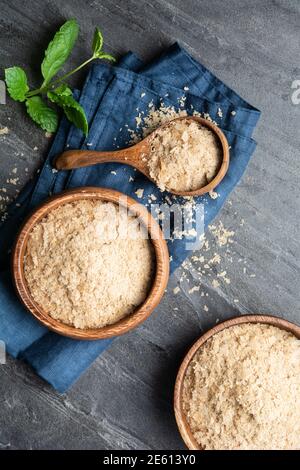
[48,91,88,136]
[92,27,103,55]
[53,84,72,96]
[95,52,116,62]
[5,66,29,102]
[64,104,88,136]
[26,97,58,132]
[41,19,79,85]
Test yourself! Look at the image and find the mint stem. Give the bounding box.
[51,56,95,85]
[26,55,96,98]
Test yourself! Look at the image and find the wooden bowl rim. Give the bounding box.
[174,314,300,450]
[12,187,170,340]
[164,116,230,197]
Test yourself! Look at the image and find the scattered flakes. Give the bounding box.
[128,103,188,144]
[174,307,178,311]
[0,126,9,135]
[129,176,134,182]
[183,86,190,91]
[173,286,180,295]
[135,188,144,199]
[135,116,142,127]
[204,305,209,312]
[234,299,239,303]
[86,142,93,147]
[52,168,58,174]
[6,178,19,185]
[110,171,117,175]
[217,107,223,118]
[11,168,17,174]
[210,253,221,264]
[207,113,219,126]
[33,146,38,151]
[212,279,220,289]
[231,110,236,116]
[140,92,146,98]
[209,221,235,246]
[209,190,219,199]
[217,270,231,284]
[45,132,52,138]
[250,273,256,278]
[217,270,227,278]
[188,285,200,294]
[178,95,187,107]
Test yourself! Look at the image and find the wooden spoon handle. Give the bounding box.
[54,147,137,170]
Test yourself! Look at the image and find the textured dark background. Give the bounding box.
[0,0,299,450]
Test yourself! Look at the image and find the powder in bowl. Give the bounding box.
[24,199,155,329]
[148,119,222,192]
[182,323,300,450]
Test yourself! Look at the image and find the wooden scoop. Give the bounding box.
[54,116,230,197]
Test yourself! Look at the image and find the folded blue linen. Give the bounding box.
[0,44,260,392]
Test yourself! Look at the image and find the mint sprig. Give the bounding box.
[4,20,115,135]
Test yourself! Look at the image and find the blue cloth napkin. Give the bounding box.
[0,44,260,392]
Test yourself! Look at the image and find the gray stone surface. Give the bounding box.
[0,0,299,450]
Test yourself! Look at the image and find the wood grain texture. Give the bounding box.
[174,315,300,450]
[55,116,230,197]
[0,0,299,451]
[12,187,169,339]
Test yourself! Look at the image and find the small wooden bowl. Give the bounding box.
[12,187,170,340]
[174,314,300,450]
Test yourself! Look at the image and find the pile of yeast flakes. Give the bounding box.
[183,323,300,450]
[24,199,154,329]
[148,119,221,192]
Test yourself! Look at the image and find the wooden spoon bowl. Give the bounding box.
[12,187,170,340]
[54,116,230,197]
[174,314,300,450]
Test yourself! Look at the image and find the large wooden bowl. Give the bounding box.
[174,314,300,450]
[12,187,170,340]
